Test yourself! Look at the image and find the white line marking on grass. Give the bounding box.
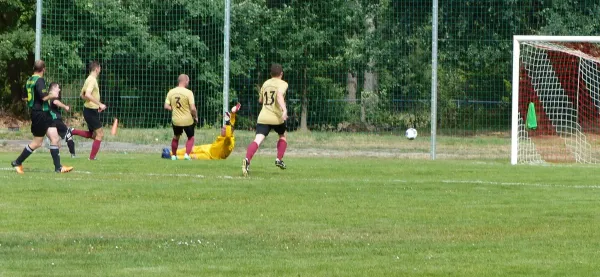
[0,175,85,181]
[442,180,600,190]
[0,167,92,174]
[0,168,201,178]
[7,166,597,190]
[140,173,205,178]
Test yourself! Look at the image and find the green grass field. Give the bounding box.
[1,151,600,276]
[1,128,511,160]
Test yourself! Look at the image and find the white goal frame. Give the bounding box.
[511,35,600,165]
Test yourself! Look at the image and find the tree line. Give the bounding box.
[1,0,599,131]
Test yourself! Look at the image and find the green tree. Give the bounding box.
[436,0,547,131]
[540,0,600,35]
[230,0,355,131]
[42,0,224,127]
[0,0,36,116]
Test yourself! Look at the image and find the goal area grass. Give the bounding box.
[1,151,600,276]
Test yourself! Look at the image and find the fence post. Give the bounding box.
[223,0,231,123]
[35,0,42,60]
[430,0,438,160]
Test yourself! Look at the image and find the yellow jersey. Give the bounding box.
[257,78,288,125]
[165,87,195,126]
[172,113,236,160]
[174,133,235,160]
[81,75,100,109]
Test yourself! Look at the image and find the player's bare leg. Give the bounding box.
[275,132,287,170]
[185,135,194,160]
[11,136,44,174]
[89,128,103,160]
[47,127,73,173]
[171,134,181,160]
[243,134,265,176]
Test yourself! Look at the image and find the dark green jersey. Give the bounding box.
[49,95,63,120]
[25,75,49,111]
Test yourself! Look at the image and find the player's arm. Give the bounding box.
[188,92,198,122]
[38,80,57,101]
[83,81,106,110]
[258,88,263,104]
[164,95,172,111]
[276,89,288,121]
[52,99,70,112]
[41,94,56,101]
[190,103,198,123]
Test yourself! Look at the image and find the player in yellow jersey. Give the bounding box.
[68,61,106,160]
[164,74,198,160]
[162,103,241,160]
[242,64,289,176]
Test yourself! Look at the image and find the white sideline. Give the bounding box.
[0,167,92,174]
[442,179,600,190]
[0,167,247,179]
[2,167,599,189]
[0,167,204,178]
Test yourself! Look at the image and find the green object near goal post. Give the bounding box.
[526,102,537,130]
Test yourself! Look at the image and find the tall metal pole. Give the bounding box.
[510,37,520,165]
[223,0,231,123]
[34,0,42,61]
[430,0,438,160]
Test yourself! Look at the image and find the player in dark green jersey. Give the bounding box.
[47,82,76,158]
[11,60,73,174]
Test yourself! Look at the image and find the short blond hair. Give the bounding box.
[33,60,45,72]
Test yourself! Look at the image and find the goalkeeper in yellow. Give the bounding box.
[162,103,241,160]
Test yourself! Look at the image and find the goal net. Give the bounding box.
[512,36,600,164]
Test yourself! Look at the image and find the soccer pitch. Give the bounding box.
[1,153,600,276]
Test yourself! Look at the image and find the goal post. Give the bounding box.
[511,36,600,165]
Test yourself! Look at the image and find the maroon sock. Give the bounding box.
[171,139,179,156]
[245,141,259,162]
[90,139,101,159]
[277,139,287,160]
[72,129,93,139]
[185,137,195,155]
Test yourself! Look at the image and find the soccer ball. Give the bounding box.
[405,128,417,140]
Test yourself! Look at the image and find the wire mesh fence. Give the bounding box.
[39,0,600,159]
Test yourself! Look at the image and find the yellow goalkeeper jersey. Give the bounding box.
[172,113,236,160]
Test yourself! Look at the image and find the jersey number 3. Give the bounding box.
[175,97,183,109]
[263,91,276,106]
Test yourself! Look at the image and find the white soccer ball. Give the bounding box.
[405,128,417,140]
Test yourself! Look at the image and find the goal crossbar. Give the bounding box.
[511,35,600,165]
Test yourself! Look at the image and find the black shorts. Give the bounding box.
[51,119,68,139]
[30,110,53,137]
[83,108,102,132]
[256,123,286,137]
[173,124,195,138]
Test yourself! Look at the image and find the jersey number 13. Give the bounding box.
[263,91,276,106]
